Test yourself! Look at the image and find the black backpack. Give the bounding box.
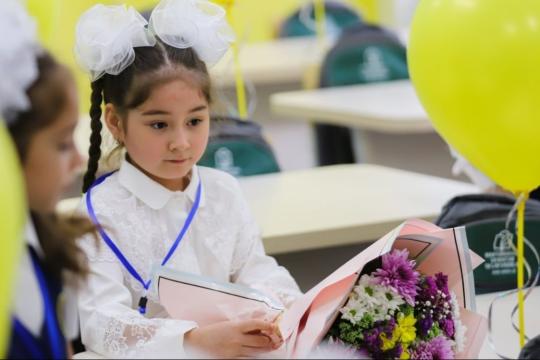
[315,23,409,165]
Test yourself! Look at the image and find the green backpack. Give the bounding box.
[320,24,409,87]
[278,0,362,39]
[465,219,540,294]
[436,194,540,294]
[198,116,280,177]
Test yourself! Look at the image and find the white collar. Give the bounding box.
[14,216,45,336]
[118,159,205,210]
[25,216,43,257]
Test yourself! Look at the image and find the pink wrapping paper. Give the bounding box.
[279,219,487,359]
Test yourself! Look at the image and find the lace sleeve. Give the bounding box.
[229,209,302,309]
[78,240,197,358]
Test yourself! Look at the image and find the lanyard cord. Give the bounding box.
[86,172,202,314]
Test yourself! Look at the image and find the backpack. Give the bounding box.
[278,0,362,39]
[436,194,540,294]
[197,116,280,177]
[315,23,409,165]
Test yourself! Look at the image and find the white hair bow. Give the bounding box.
[74,4,156,82]
[75,0,235,82]
[0,0,40,123]
[149,0,235,66]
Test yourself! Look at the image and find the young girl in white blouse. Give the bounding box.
[74,1,301,358]
[1,1,95,358]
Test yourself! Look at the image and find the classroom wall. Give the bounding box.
[26,0,378,114]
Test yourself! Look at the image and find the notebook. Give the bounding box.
[156,267,284,327]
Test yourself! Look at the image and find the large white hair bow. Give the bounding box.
[74,4,156,82]
[0,0,40,123]
[74,0,235,82]
[149,0,235,66]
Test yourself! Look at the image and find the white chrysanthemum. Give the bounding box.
[308,338,368,359]
[375,286,405,315]
[340,275,405,324]
[450,292,467,352]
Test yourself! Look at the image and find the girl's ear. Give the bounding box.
[104,103,125,143]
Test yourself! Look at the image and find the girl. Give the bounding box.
[0,1,94,358]
[74,1,301,358]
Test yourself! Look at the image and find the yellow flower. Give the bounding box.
[380,313,417,354]
[400,347,411,359]
[380,332,396,351]
[395,313,417,344]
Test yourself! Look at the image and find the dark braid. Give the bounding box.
[82,79,104,193]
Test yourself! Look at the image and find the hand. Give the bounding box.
[184,319,283,358]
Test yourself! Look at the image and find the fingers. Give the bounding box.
[241,333,272,348]
[238,319,275,334]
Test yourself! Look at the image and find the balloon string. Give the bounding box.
[223,1,248,119]
[516,192,528,347]
[487,193,540,358]
[314,0,326,41]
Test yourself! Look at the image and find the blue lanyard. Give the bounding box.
[86,171,202,314]
[24,247,66,359]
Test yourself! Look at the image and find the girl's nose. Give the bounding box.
[169,129,189,152]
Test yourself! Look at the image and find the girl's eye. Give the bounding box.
[57,141,75,152]
[187,118,202,127]
[150,122,168,130]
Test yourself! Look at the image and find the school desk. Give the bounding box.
[210,36,330,87]
[58,163,477,255]
[476,289,540,358]
[269,80,459,179]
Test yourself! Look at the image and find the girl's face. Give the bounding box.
[108,79,210,191]
[23,81,83,213]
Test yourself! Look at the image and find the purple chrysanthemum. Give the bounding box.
[362,327,383,356]
[373,249,420,305]
[384,343,403,359]
[440,317,455,338]
[418,276,438,302]
[410,336,454,360]
[417,313,434,337]
[435,273,450,298]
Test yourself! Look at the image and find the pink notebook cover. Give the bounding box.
[157,268,284,327]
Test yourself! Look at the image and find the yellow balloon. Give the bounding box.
[409,0,540,192]
[0,122,25,355]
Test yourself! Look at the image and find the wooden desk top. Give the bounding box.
[270,80,433,134]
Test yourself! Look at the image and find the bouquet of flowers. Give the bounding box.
[326,249,466,359]
[279,219,487,359]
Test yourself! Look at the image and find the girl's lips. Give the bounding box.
[165,158,188,164]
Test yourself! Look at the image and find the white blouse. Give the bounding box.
[77,159,301,358]
[13,218,79,341]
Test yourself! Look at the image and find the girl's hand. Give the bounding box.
[184,319,283,358]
